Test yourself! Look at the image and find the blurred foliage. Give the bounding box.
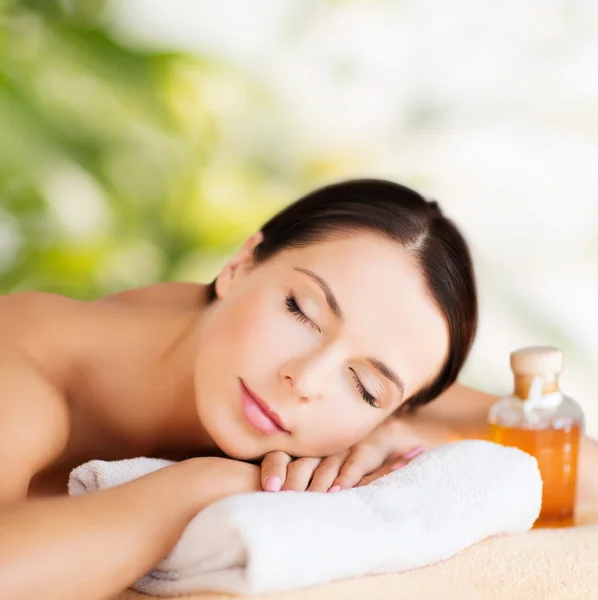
[0,0,336,298]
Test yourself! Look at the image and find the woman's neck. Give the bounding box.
[146,303,223,460]
[77,288,223,462]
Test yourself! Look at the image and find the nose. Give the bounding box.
[280,347,337,404]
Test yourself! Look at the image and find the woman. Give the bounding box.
[0,179,594,600]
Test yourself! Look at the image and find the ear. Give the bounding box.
[215,231,264,299]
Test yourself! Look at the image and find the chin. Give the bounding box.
[203,415,264,460]
[218,441,264,461]
[215,438,257,460]
[194,384,273,460]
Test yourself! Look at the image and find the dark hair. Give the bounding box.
[206,178,477,413]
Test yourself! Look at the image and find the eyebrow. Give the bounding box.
[293,266,406,399]
[293,267,343,320]
[367,358,405,401]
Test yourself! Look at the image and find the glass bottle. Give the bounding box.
[488,346,584,528]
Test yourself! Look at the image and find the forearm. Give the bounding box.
[412,383,496,438]
[0,458,260,600]
[578,436,598,505]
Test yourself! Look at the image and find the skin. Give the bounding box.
[195,231,449,461]
[4,230,449,496]
[0,231,596,599]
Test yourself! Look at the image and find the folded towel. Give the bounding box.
[69,440,542,596]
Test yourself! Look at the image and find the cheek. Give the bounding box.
[309,428,371,456]
[225,290,315,369]
[297,408,379,456]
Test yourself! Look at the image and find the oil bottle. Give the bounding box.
[489,346,584,527]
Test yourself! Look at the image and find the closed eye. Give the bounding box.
[286,295,380,408]
[285,294,320,332]
[350,369,379,408]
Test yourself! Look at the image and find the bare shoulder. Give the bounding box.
[0,293,80,499]
[0,285,204,389]
[0,344,71,501]
[0,292,96,380]
[0,290,82,313]
[0,291,84,338]
[95,282,206,308]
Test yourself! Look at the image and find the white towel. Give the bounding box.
[68,440,542,596]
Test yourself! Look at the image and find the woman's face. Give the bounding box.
[194,231,449,460]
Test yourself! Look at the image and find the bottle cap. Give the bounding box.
[510,346,563,376]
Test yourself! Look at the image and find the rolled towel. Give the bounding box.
[68,440,542,596]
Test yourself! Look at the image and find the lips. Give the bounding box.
[240,379,289,435]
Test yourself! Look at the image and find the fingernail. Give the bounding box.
[403,446,424,460]
[391,461,407,471]
[328,485,342,493]
[266,476,282,492]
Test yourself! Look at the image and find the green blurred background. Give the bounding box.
[1,0,597,433]
[1,0,334,299]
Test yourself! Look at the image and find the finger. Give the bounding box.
[282,457,321,491]
[331,445,386,491]
[260,451,292,492]
[358,446,425,487]
[399,445,424,461]
[357,463,395,487]
[307,452,348,492]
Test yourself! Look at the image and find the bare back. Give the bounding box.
[0,283,211,498]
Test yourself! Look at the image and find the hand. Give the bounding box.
[183,456,262,510]
[354,449,422,487]
[259,417,435,493]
